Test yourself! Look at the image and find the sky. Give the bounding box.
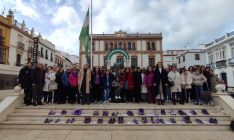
[1,0,234,55]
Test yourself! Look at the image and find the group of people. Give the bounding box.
[18,62,225,106]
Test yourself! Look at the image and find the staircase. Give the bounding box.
[0,103,231,131]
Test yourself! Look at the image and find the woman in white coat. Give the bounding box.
[180,68,193,104]
[168,66,181,105]
[43,66,56,103]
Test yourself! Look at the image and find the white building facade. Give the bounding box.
[79,30,163,68]
[163,50,185,68]
[205,31,234,88]
[176,49,206,69]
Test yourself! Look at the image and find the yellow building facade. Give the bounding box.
[0,14,13,64]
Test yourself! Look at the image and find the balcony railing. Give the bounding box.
[216,60,227,68]
[228,58,234,65]
[206,63,215,69]
[17,42,25,50]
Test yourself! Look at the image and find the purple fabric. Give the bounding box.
[144,72,154,86]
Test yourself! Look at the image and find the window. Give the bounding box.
[148,57,155,67]
[195,54,200,60]
[0,48,6,64]
[104,42,108,51]
[147,42,151,50]
[92,42,95,51]
[232,47,234,57]
[222,49,225,59]
[131,57,138,67]
[172,57,174,60]
[45,50,48,59]
[151,42,155,50]
[110,42,113,51]
[50,52,53,62]
[17,34,23,42]
[132,42,136,51]
[118,42,122,49]
[178,58,180,63]
[16,54,21,66]
[183,56,185,62]
[40,47,44,57]
[104,56,107,66]
[128,42,131,51]
[209,55,213,64]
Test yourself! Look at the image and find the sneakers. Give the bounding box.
[108,118,116,124]
[161,109,166,115]
[102,111,109,116]
[155,119,164,124]
[48,110,56,115]
[133,119,139,124]
[169,118,176,123]
[209,118,218,124]
[61,110,67,115]
[118,117,124,124]
[139,108,145,115]
[150,116,155,124]
[44,118,53,124]
[191,110,197,115]
[70,118,75,123]
[178,110,187,115]
[66,118,75,123]
[195,119,204,124]
[183,116,192,123]
[73,109,82,115]
[97,118,103,124]
[201,109,210,115]
[127,110,134,116]
[66,119,70,123]
[169,110,177,115]
[93,111,99,116]
[84,117,91,124]
[54,118,60,123]
[142,117,148,124]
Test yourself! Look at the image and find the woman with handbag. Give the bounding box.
[168,66,181,105]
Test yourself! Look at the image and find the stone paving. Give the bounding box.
[0,129,234,140]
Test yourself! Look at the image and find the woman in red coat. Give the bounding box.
[122,67,134,102]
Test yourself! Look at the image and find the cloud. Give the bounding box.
[48,5,82,55]
[12,0,40,20]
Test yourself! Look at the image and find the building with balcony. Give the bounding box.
[176,49,206,69]
[163,49,185,69]
[204,31,234,88]
[79,30,163,68]
[0,10,56,89]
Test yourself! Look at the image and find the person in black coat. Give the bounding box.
[154,62,168,105]
[55,67,64,104]
[133,67,142,103]
[18,62,32,105]
[31,63,45,106]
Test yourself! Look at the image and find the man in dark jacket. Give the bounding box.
[31,63,45,106]
[18,62,32,106]
[133,67,142,103]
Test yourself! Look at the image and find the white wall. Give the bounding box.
[137,40,141,51]
[142,54,148,68]
[142,40,146,51]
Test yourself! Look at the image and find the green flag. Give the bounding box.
[79,9,89,58]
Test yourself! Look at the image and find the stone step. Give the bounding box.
[7,115,231,122]
[0,120,231,131]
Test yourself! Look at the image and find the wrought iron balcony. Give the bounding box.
[17,42,25,50]
[228,57,234,65]
[206,63,215,69]
[216,60,227,68]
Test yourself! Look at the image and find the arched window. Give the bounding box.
[123,42,127,51]
[105,42,108,51]
[128,42,131,51]
[114,42,117,49]
[110,42,113,51]
[92,42,95,51]
[118,42,122,49]
[147,42,151,50]
[132,42,136,51]
[151,42,155,50]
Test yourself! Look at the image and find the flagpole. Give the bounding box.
[90,0,93,69]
